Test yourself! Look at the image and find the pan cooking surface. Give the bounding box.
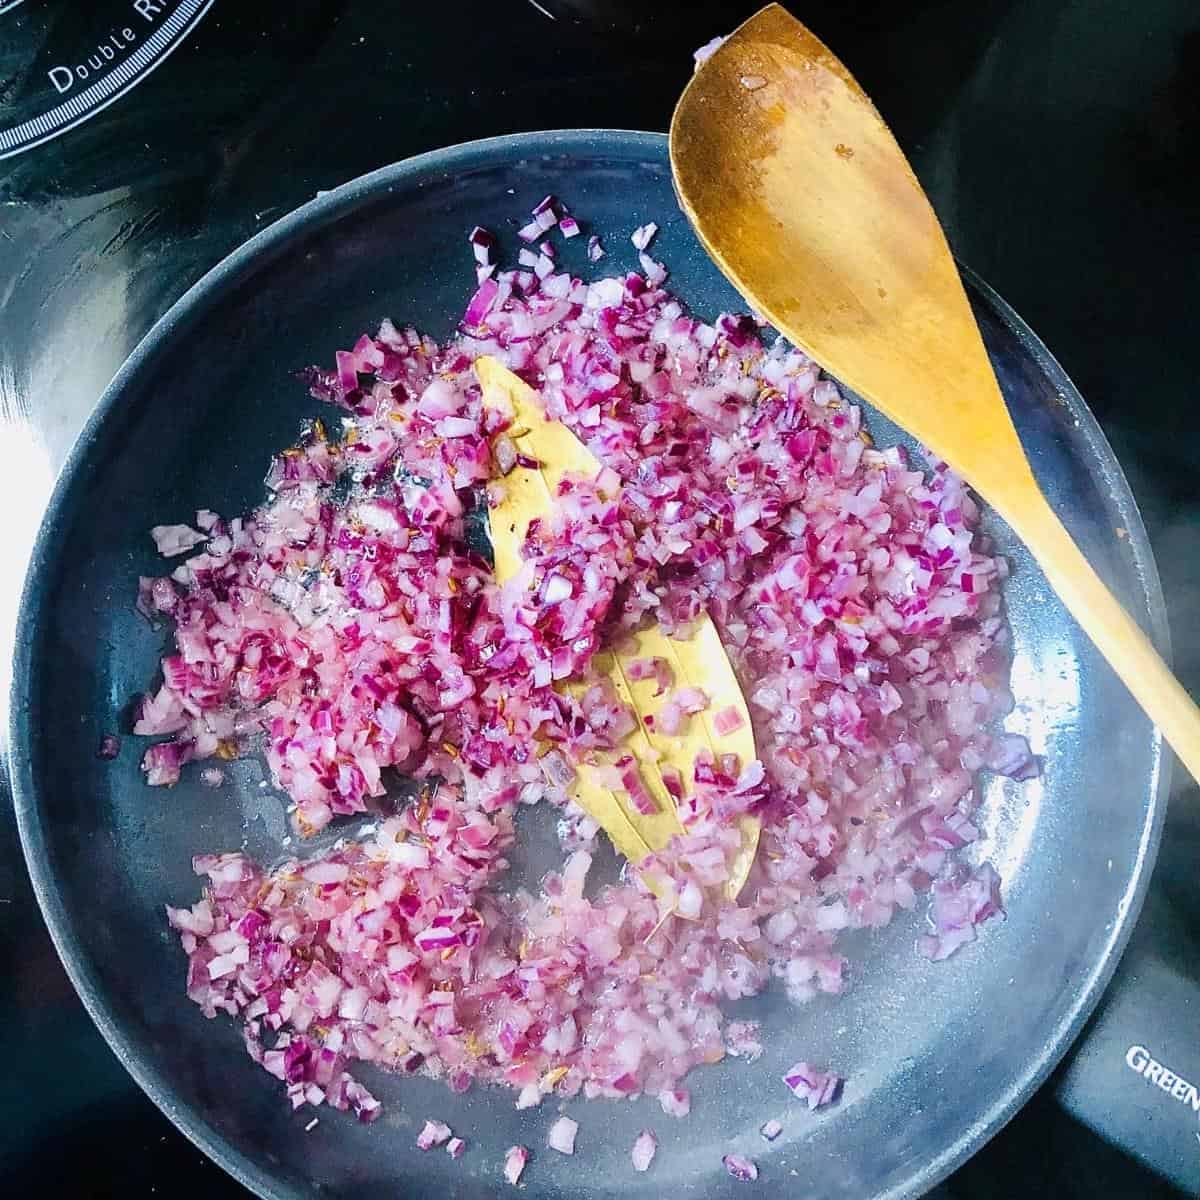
[11,131,1167,1200]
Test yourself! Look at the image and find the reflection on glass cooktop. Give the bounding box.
[0,2,1195,1197]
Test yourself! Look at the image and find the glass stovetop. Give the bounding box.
[1,2,1196,1196]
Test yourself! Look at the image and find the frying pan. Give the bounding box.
[10,130,1169,1199]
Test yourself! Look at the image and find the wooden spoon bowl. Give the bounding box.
[671,4,1200,781]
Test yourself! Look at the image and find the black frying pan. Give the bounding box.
[10,131,1169,1199]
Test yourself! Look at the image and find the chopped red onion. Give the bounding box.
[587,235,605,262]
[463,277,500,328]
[626,656,672,694]
[782,1062,842,1109]
[547,1115,578,1154]
[152,199,1031,1130]
[919,862,1003,961]
[712,706,746,736]
[986,732,1040,780]
[677,879,703,919]
[694,34,726,70]
[760,1119,783,1141]
[620,760,658,816]
[469,225,495,265]
[504,1145,529,1185]
[559,215,581,239]
[151,523,207,557]
[631,222,658,251]
[725,1020,763,1062]
[446,1136,466,1158]
[723,1153,759,1182]
[637,251,666,285]
[417,1119,452,1150]
[631,1129,657,1172]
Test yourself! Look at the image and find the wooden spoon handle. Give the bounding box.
[1008,485,1199,782]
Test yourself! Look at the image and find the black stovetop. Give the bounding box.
[1,2,1196,1196]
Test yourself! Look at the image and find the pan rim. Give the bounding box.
[9,128,1170,1200]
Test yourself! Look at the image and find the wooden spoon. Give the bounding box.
[670,3,1200,782]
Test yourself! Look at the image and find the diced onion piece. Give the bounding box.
[723,1153,759,1182]
[151,523,206,557]
[694,35,726,69]
[417,1119,452,1150]
[782,1062,842,1109]
[631,222,658,251]
[631,1129,657,1172]
[712,706,745,736]
[547,1115,578,1154]
[504,1145,529,1185]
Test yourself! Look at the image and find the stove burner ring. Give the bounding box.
[0,0,214,160]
